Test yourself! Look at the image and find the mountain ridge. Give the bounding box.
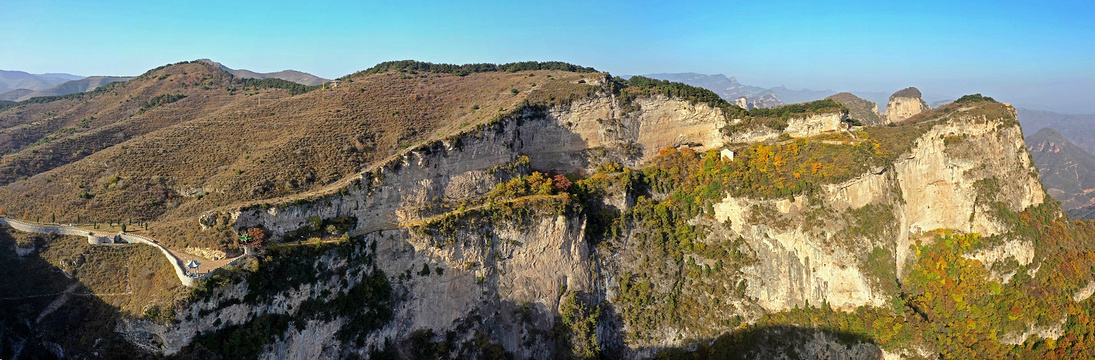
[643,72,962,115]
[1026,127,1095,211]
[0,76,134,101]
[197,59,328,86]
[0,69,83,94]
[2,59,1095,360]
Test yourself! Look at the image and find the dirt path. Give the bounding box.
[35,283,79,323]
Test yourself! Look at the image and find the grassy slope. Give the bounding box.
[0,61,602,249]
[0,228,180,358]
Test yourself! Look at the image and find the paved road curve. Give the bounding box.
[0,217,248,287]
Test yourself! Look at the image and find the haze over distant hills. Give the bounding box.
[0,61,328,103]
[1026,127,1095,216]
[0,76,134,101]
[0,70,83,93]
[1017,108,1095,155]
[642,72,953,113]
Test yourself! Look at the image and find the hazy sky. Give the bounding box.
[2,0,1093,113]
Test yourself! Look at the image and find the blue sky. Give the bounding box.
[2,0,1093,112]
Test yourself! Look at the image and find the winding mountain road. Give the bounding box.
[0,217,246,287]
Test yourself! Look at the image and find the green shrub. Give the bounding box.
[955,93,996,104]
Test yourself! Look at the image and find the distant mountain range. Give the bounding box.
[0,70,83,94]
[1017,109,1095,155]
[0,61,328,103]
[198,59,328,86]
[641,72,949,113]
[1026,127,1095,216]
[0,76,134,101]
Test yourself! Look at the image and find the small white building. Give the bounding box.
[720,148,735,161]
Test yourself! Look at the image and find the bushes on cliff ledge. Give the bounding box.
[955,93,997,104]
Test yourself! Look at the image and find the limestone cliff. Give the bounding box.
[714,103,1044,315]
[126,93,1044,359]
[885,87,930,123]
[202,92,731,242]
[732,94,782,110]
[724,112,847,144]
[125,211,594,359]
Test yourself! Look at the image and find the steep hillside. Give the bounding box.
[0,60,604,248]
[826,92,885,125]
[6,60,1095,360]
[0,227,183,358]
[0,60,307,186]
[1026,127,1095,210]
[0,89,33,101]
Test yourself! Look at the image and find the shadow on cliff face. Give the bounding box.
[645,325,884,360]
[0,228,151,359]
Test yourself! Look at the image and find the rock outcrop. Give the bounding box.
[211,94,730,241]
[712,104,1045,313]
[1026,127,1095,211]
[885,87,930,123]
[735,96,749,110]
[120,87,1044,359]
[725,112,846,143]
[751,93,783,109]
[730,95,783,111]
[826,92,885,126]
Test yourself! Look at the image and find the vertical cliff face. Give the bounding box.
[362,213,594,359]
[212,93,732,241]
[526,95,727,172]
[707,102,1044,317]
[168,92,738,358]
[122,210,595,359]
[885,87,930,123]
[120,92,1045,359]
[895,105,1044,238]
[735,96,750,110]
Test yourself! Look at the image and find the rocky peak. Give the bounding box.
[885,86,929,123]
[732,94,782,110]
[735,96,749,110]
[1026,126,1095,210]
[826,92,884,126]
[751,93,783,109]
[1027,127,1068,153]
[889,86,922,101]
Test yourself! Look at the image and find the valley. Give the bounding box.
[1,60,1094,360]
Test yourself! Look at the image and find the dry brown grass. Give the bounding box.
[2,227,184,319]
[0,61,605,250]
